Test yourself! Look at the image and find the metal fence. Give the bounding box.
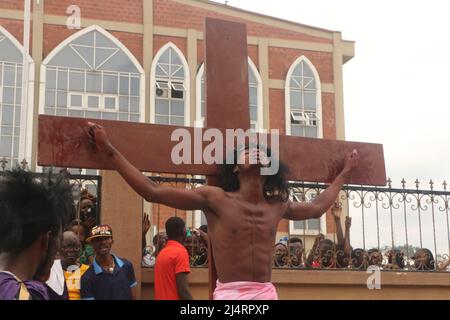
[144,175,450,272]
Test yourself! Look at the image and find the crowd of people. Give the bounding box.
[0,168,449,300]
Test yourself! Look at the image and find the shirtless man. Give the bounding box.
[87,122,359,299]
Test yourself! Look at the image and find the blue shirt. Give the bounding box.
[80,255,137,300]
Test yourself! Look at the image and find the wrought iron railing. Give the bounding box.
[144,175,450,272]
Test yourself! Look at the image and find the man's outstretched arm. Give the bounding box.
[283,150,359,221]
[86,122,219,211]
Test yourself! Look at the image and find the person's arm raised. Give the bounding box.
[283,149,359,220]
[86,122,218,211]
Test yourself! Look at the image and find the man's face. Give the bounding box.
[274,244,287,261]
[289,241,303,256]
[80,199,94,216]
[369,251,383,266]
[60,235,81,265]
[236,146,269,172]
[414,250,428,269]
[91,237,113,256]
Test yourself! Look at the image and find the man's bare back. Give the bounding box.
[86,122,359,284]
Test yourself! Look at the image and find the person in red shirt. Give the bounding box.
[154,217,193,300]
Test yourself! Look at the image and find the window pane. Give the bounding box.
[293,220,305,229]
[104,97,116,110]
[118,112,128,121]
[170,100,184,116]
[3,87,14,104]
[69,71,84,92]
[68,110,83,117]
[305,127,317,138]
[16,66,22,87]
[86,73,102,93]
[155,100,169,115]
[302,62,314,77]
[290,91,302,108]
[130,97,139,113]
[159,49,170,64]
[171,116,184,126]
[0,64,3,86]
[44,107,55,115]
[155,115,169,125]
[119,96,129,112]
[130,77,139,96]
[130,114,140,122]
[0,136,12,156]
[46,69,57,90]
[304,92,316,110]
[57,92,67,107]
[103,74,118,94]
[307,219,319,230]
[249,86,257,106]
[45,91,56,107]
[14,106,20,125]
[87,96,100,108]
[101,112,116,120]
[1,105,14,125]
[70,94,82,107]
[250,105,257,121]
[1,126,13,135]
[4,65,15,86]
[15,88,21,105]
[85,111,100,119]
[170,49,182,65]
[56,108,67,116]
[291,125,302,137]
[58,70,68,90]
[119,75,129,95]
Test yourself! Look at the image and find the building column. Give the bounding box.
[100,170,143,299]
[30,0,44,170]
[187,28,198,126]
[258,37,270,130]
[332,32,346,141]
[143,0,153,123]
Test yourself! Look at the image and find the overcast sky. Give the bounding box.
[213,0,450,189]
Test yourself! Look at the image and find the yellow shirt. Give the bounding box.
[63,264,89,300]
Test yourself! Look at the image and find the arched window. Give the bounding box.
[150,43,189,126]
[196,58,263,130]
[40,25,144,122]
[285,56,322,138]
[0,26,34,169]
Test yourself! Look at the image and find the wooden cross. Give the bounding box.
[38,18,386,298]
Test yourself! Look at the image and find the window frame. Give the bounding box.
[285,55,323,138]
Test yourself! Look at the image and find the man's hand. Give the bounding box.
[314,233,325,244]
[86,122,114,155]
[332,202,342,219]
[345,216,352,229]
[342,149,360,176]
[142,212,151,235]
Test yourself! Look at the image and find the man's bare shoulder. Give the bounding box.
[195,185,226,198]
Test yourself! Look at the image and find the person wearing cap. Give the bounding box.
[154,217,193,300]
[80,225,137,300]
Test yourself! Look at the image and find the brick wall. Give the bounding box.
[44,0,143,24]
[269,47,333,83]
[154,0,332,43]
